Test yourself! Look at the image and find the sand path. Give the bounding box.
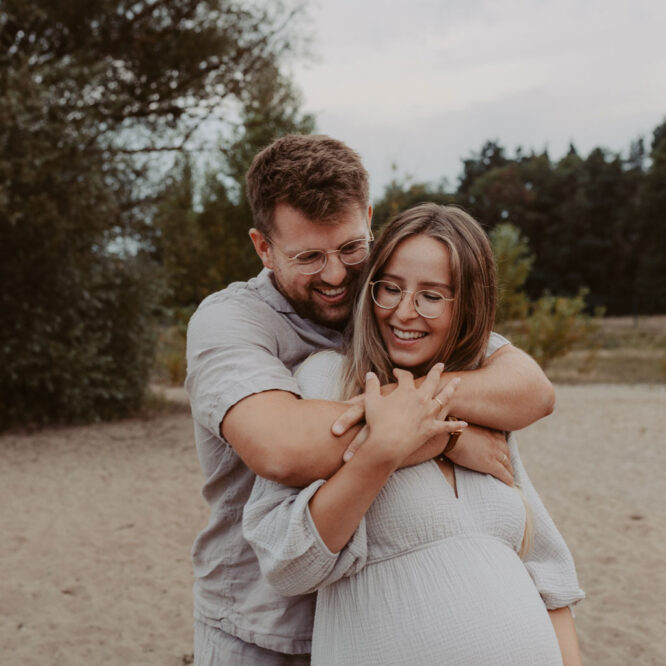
[2,384,665,665]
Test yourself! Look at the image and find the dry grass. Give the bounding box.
[546,316,666,384]
[151,316,666,387]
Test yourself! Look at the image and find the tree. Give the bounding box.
[154,63,315,311]
[490,224,532,322]
[0,0,306,427]
[634,119,666,313]
[490,224,600,370]
[457,140,508,210]
[372,171,454,232]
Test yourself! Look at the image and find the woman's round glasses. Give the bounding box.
[267,232,374,275]
[369,280,454,319]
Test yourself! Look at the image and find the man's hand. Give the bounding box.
[446,425,513,486]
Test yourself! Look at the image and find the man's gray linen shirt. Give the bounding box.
[185,269,343,654]
[186,267,509,655]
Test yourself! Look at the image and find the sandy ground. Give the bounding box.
[2,384,665,665]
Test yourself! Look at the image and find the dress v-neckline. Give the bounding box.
[432,458,460,499]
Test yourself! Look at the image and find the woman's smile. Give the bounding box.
[373,235,454,372]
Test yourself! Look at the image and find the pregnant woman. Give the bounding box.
[243,203,584,665]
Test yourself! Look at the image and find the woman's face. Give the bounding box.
[373,235,455,373]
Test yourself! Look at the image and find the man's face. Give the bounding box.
[255,203,372,330]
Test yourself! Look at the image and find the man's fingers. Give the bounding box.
[331,402,365,436]
[430,419,467,440]
[499,452,513,475]
[496,443,514,486]
[496,459,514,486]
[342,424,370,462]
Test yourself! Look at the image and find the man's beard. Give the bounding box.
[272,268,363,331]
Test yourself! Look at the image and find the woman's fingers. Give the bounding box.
[420,362,445,396]
[342,424,370,462]
[392,367,415,388]
[432,376,461,415]
[331,402,365,436]
[364,371,381,400]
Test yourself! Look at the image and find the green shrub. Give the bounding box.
[491,224,602,368]
[153,308,192,386]
[507,288,603,369]
[490,223,532,322]
[0,256,161,429]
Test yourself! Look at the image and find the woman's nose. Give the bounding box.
[394,291,419,320]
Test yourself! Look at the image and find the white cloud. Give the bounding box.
[292,0,666,196]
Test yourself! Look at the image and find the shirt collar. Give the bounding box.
[254,268,345,344]
[254,268,295,314]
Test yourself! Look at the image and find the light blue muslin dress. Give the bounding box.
[243,351,584,665]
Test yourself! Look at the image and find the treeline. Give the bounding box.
[0,0,308,428]
[1,0,664,429]
[158,123,666,319]
[372,129,666,317]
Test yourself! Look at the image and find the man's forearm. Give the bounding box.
[222,391,359,486]
[442,344,554,431]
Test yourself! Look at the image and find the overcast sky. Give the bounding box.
[290,0,666,198]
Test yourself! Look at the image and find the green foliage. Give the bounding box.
[153,314,192,386]
[508,289,603,370]
[490,224,533,322]
[0,257,161,428]
[633,120,666,313]
[0,0,305,428]
[456,135,656,315]
[155,64,315,309]
[371,170,454,232]
[490,223,602,369]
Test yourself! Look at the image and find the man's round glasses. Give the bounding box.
[267,231,374,275]
[369,280,454,319]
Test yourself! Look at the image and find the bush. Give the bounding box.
[490,223,533,322]
[153,308,193,386]
[491,224,603,368]
[505,288,603,369]
[0,256,161,429]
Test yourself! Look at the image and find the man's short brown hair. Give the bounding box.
[245,134,370,235]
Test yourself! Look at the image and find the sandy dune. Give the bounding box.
[2,383,665,665]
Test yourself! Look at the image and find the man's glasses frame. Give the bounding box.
[266,230,375,276]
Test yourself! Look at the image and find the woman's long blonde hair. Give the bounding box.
[339,203,496,398]
[339,202,533,558]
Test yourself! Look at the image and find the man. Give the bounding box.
[186,134,554,664]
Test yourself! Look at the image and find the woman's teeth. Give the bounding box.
[391,327,427,340]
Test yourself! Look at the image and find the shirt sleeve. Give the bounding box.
[243,477,368,597]
[242,350,368,596]
[185,294,302,438]
[509,435,585,610]
[486,331,510,358]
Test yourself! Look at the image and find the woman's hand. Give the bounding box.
[361,364,467,471]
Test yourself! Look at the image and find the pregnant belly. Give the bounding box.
[312,535,562,666]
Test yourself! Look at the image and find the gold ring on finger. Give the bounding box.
[433,397,444,409]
